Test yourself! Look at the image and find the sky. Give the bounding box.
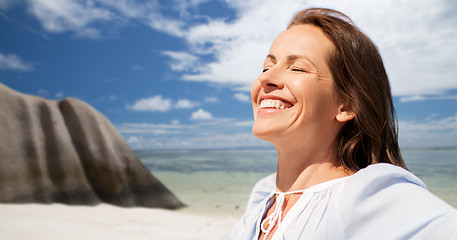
[0,0,456,150]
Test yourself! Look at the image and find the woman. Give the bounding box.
[222,8,457,240]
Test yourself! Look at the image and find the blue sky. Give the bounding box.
[1,0,456,149]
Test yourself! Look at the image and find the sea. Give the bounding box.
[136,148,457,216]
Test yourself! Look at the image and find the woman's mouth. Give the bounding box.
[259,99,293,110]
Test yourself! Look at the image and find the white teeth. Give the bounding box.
[260,99,287,109]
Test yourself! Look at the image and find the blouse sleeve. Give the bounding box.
[335,163,457,239]
[245,173,276,212]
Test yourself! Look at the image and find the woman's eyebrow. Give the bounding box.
[287,54,316,68]
[266,54,277,63]
[266,54,316,67]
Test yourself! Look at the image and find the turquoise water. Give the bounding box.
[137,149,457,216]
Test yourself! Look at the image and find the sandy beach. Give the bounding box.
[2,149,456,240]
[0,203,239,240]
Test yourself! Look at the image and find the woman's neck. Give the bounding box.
[275,145,352,192]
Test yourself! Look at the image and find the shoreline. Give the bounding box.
[0,203,238,240]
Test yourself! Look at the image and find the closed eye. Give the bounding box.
[292,68,307,73]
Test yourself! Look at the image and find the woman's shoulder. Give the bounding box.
[336,162,445,212]
[335,163,457,239]
[343,162,426,191]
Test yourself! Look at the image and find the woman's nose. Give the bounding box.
[258,68,284,91]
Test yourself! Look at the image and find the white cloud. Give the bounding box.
[155,132,265,149]
[161,51,199,72]
[27,0,113,38]
[122,112,457,150]
[171,0,211,18]
[109,95,118,101]
[172,0,457,97]
[399,95,457,103]
[55,91,63,98]
[125,136,142,145]
[95,0,153,18]
[399,114,457,148]
[0,0,17,10]
[190,108,213,120]
[118,112,457,149]
[204,96,219,103]
[37,89,48,96]
[74,27,102,39]
[178,0,301,88]
[128,96,201,112]
[127,95,172,112]
[310,0,457,97]
[11,0,457,96]
[126,136,164,148]
[233,120,254,127]
[117,118,268,150]
[0,52,33,71]
[233,92,250,103]
[130,65,143,71]
[124,133,267,150]
[22,0,176,39]
[399,95,426,102]
[145,11,184,37]
[175,99,200,109]
[118,122,185,134]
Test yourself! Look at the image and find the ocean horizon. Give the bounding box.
[137,148,457,216]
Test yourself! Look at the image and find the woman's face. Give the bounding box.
[251,24,343,145]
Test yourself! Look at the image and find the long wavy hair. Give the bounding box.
[288,8,406,171]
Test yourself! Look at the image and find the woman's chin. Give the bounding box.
[252,124,282,143]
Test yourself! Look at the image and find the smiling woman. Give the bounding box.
[251,24,345,163]
[222,8,457,240]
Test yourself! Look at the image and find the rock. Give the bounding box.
[0,83,185,209]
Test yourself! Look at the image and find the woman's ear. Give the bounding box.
[336,104,355,123]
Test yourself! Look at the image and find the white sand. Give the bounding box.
[0,203,239,240]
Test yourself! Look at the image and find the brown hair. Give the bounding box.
[288,8,406,171]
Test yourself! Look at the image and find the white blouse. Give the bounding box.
[221,163,457,240]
